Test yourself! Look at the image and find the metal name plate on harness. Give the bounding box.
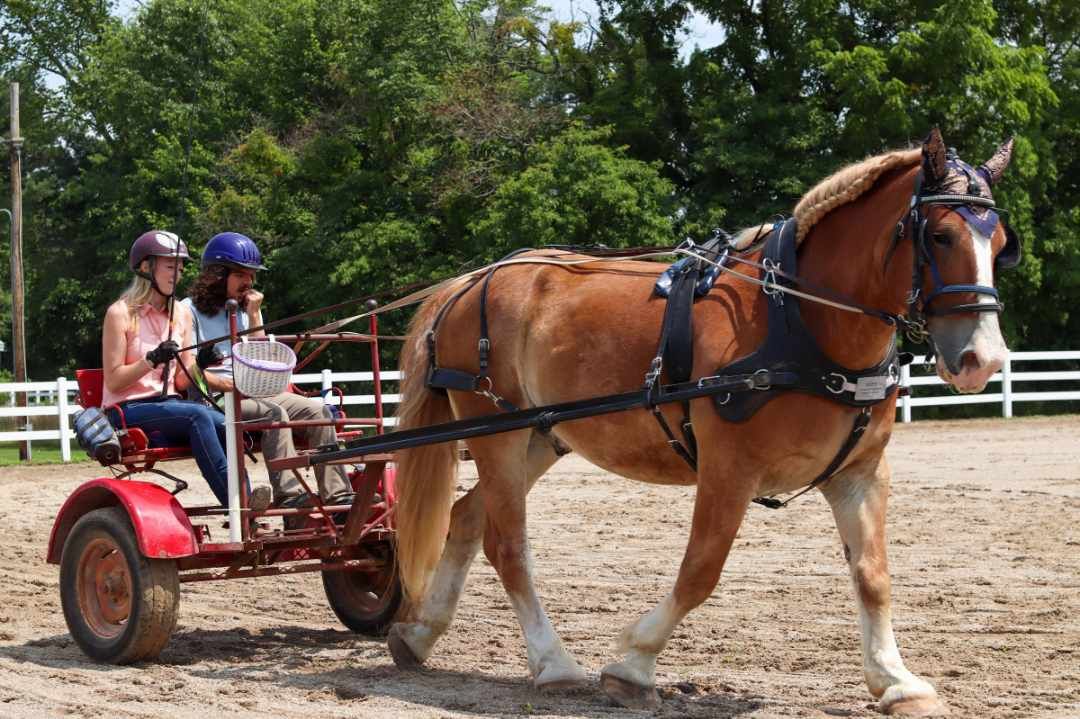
[854,375,890,401]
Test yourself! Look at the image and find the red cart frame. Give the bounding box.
[47,308,402,664]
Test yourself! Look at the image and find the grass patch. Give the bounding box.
[0,442,69,465]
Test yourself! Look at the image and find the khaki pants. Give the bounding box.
[240,392,352,502]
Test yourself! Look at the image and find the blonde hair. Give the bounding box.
[733,148,922,249]
[117,262,179,332]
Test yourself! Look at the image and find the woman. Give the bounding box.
[101,229,269,509]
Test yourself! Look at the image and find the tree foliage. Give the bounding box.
[0,0,1076,377]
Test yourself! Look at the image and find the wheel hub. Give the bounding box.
[79,538,132,636]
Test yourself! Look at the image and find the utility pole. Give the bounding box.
[7,82,29,460]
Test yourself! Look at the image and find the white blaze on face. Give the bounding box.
[934,224,1008,393]
[972,225,996,302]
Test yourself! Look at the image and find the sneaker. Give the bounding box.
[249,485,273,512]
[278,492,315,532]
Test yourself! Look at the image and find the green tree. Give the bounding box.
[0,0,1075,379]
[467,124,675,255]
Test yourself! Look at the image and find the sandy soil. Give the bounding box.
[0,415,1077,718]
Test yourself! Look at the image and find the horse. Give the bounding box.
[384,128,1018,716]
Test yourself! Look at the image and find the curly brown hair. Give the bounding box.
[188,265,249,315]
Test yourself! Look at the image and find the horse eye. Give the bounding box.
[931,232,951,247]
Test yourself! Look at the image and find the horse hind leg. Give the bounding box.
[472,430,587,690]
[388,484,486,667]
[389,430,565,672]
[821,455,947,717]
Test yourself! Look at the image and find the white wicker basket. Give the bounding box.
[231,336,296,398]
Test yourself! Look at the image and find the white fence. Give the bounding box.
[2,352,1079,461]
[0,370,400,462]
[898,350,1080,422]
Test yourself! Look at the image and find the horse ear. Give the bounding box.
[922,128,947,184]
[979,137,1014,186]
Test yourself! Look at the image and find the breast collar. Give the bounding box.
[710,218,903,422]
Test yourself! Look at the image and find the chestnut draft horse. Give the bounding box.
[386,129,1018,715]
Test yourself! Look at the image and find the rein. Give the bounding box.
[173,250,678,355]
[176,174,1014,371]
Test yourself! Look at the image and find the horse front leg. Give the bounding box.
[822,455,947,717]
[601,465,755,709]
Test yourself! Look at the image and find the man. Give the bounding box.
[182,231,354,508]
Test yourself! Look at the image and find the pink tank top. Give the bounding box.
[102,303,184,406]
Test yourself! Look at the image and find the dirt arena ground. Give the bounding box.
[0,415,1077,718]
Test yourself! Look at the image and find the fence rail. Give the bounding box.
[0,371,400,461]
[897,351,1080,422]
[2,352,1078,462]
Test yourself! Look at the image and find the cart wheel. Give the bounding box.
[322,540,402,635]
[59,507,179,663]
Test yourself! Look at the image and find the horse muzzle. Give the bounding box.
[930,314,1007,393]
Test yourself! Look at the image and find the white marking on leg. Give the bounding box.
[398,534,481,661]
[603,593,683,688]
[856,593,929,698]
[503,540,586,686]
[826,469,941,710]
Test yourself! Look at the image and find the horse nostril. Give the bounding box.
[961,351,980,371]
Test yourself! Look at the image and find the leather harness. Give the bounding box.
[423,223,904,507]
[418,169,1021,508]
[643,219,902,507]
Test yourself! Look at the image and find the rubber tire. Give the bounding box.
[59,506,180,664]
[322,539,402,635]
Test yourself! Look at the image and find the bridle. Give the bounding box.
[898,164,1022,347]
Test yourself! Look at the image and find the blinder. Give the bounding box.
[996,222,1022,271]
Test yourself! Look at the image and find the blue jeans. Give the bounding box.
[108,398,229,505]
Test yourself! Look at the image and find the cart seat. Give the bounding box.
[75,370,366,465]
[75,369,193,467]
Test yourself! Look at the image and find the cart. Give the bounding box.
[47,307,402,664]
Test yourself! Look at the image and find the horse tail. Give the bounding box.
[393,290,460,602]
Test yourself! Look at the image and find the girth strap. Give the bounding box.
[646,256,706,469]
[426,266,520,413]
[424,250,569,454]
[752,407,871,509]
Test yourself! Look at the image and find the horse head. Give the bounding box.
[909,128,1021,393]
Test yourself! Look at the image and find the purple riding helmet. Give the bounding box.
[129,229,191,271]
[129,230,191,297]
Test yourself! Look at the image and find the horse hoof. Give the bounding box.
[882,695,949,716]
[600,671,660,710]
[387,624,423,669]
[537,678,587,693]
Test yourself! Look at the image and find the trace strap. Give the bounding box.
[298,369,801,466]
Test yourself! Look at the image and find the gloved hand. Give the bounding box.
[145,340,179,367]
[196,344,225,370]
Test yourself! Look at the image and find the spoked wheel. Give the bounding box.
[322,539,402,635]
[59,507,179,663]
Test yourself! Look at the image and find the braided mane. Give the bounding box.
[733,148,921,249]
